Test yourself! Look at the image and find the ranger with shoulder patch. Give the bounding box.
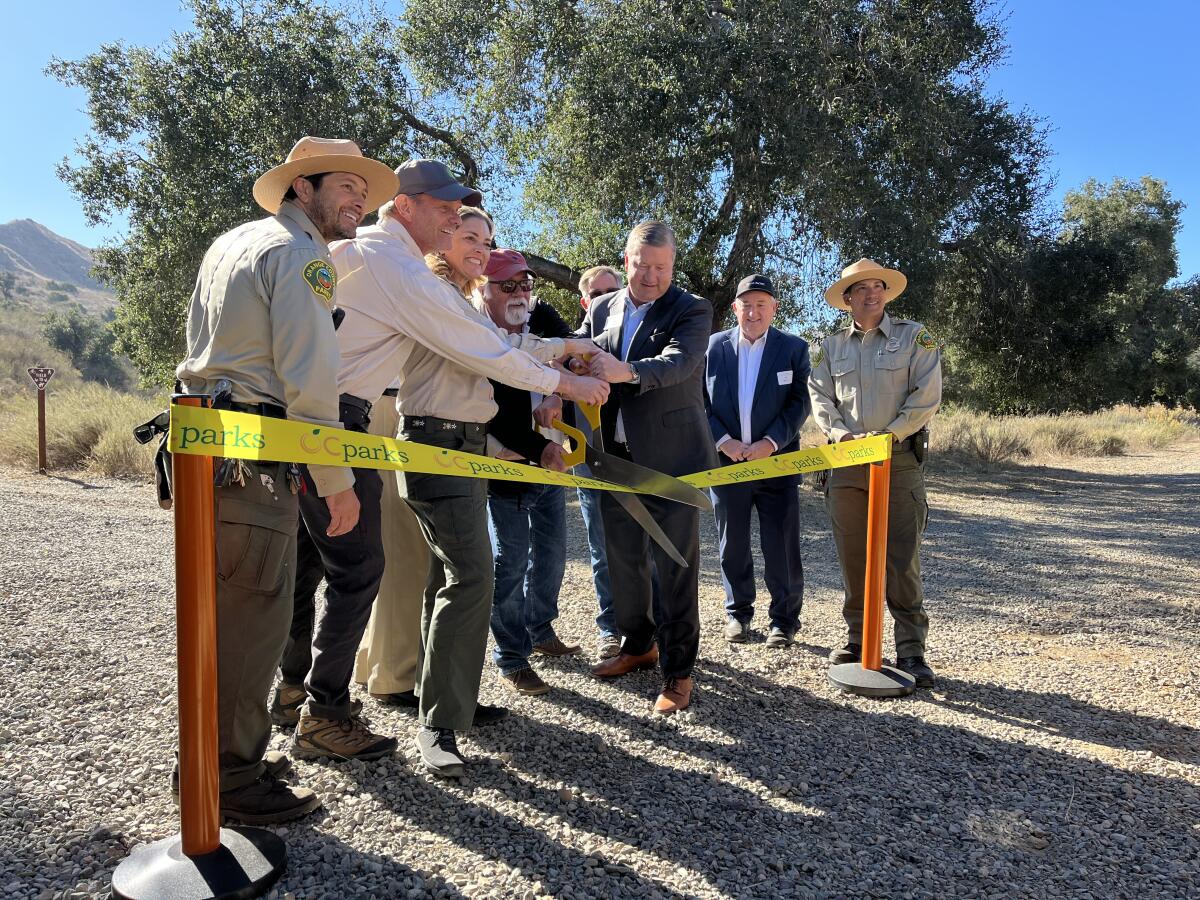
[807,258,942,687]
[176,136,397,823]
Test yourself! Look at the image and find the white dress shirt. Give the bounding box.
[716,328,777,453]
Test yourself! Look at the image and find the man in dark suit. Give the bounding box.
[703,274,811,647]
[576,221,717,714]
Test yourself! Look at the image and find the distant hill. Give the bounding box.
[0,220,115,314]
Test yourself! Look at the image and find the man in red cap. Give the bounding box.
[478,250,584,695]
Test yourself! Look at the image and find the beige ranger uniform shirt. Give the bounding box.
[176,201,352,496]
[807,312,942,442]
[330,214,560,424]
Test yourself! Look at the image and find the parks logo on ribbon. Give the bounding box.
[302,259,337,305]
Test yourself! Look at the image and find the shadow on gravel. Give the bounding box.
[920,466,1200,638]
[919,676,1200,765]
[47,474,114,490]
[461,660,1200,898]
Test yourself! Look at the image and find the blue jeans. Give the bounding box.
[487,485,567,675]
[576,483,617,638]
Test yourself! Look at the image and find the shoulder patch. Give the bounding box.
[915,328,937,351]
[303,259,337,305]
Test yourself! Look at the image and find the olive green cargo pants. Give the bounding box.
[214,461,297,791]
[825,449,930,658]
[398,420,494,733]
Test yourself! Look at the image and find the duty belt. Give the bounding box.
[228,400,286,419]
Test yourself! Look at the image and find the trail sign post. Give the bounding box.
[27,367,54,474]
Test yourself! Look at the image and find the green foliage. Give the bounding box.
[42,304,128,388]
[50,0,474,385]
[402,0,1048,328]
[936,177,1199,412]
[0,272,16,302]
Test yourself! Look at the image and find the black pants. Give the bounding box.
[599,447,701,679]
[284,465,386,719]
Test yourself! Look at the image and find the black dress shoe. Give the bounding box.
[473,703,508,727]
[896,656,935,688]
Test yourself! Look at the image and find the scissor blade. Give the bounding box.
[584,448,712,510]
[610,492,689,568]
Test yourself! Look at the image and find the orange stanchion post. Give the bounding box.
[174,395,221,855]
[860,458,890,672]
[827,455,915,698]
[111,395,285,900]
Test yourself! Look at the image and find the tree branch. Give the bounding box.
[394,106,479,185]
[526,253,580,293]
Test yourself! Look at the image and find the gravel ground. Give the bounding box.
[1,445,1198,899]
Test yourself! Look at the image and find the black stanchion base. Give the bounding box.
[828,662,916,698]
[111,826,286,900]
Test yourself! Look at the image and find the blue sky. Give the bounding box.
[3,1,1197,280]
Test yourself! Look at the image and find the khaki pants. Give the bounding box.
[353,399,429,695]
[826,449,929,658]
[215,462,297,791]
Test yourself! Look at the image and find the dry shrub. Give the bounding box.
[932,410,1031,468]
[0,383,162,477]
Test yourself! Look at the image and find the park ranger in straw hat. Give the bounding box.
[176,136,397,823]
[807,258,942,687]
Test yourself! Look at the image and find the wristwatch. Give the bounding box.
[627,362,641,385]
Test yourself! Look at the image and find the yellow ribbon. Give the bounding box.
[168,405,891,493]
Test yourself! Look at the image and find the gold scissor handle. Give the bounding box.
[552,418,588,468]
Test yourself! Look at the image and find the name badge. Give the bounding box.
[777,371,793,385]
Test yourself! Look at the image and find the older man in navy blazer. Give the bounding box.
[704,274,811,647]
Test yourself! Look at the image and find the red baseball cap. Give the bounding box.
[485,249,534,282]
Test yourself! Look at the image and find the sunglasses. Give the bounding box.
[490,278,534,293]
[587,287,614,299]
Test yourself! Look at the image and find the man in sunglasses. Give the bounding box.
[574,265,633,659]
[478,250,583,696]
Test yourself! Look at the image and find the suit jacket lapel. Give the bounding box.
[627,285,677,361]
[597,289,626,355]
[753,328,782,400]
[722,331,740,416]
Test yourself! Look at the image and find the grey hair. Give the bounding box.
[578,264,623,294]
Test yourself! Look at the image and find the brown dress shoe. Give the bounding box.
[590,646,659,678]
[654,677,694,715]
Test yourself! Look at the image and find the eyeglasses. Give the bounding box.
[490,278,534,293]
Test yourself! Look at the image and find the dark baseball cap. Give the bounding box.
[735,273,775,298]
[394,159,483,206]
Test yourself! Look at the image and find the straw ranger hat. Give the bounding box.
[824,258,907,311]
[252,136,399,214]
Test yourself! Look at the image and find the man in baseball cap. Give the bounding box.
[703,272,812,648]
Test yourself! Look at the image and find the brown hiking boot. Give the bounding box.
[292,712,397,762]
[501,667,551,696]
[271,683,361,726]
[220,773,321,825]
[532,633,581,657]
